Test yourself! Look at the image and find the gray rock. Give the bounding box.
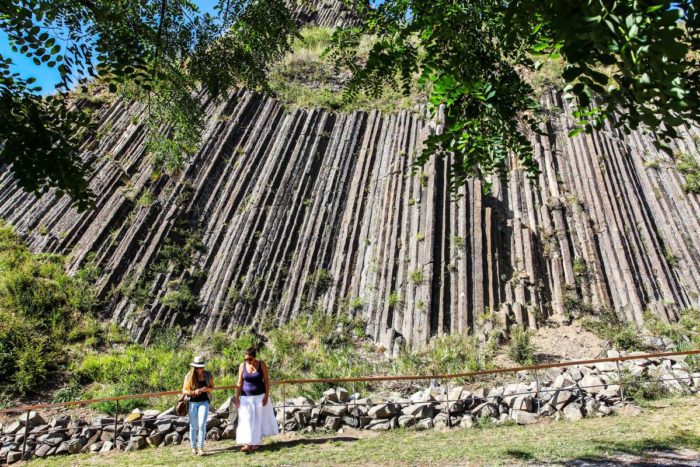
[221,425,236,440]
[509,395,534,412]
[397,415,416,428]
[460,415,475,428]
[553,374,576,389]
[323,388,339,403]
[324,416,342,431]
[90,441,104,453]
[6,451,22,464]
[579,375,605,394]
[320,404,347,417]
[368,403,399,419]
[401,403,434,419]
[511,410,539,425]
[3,422,21,436]
[342,415,360,428]
[562,403,584,421]
[206,428,221,441]
[599,385,621,400]
[30,424,49,435]
[55,441,70,455]
[146,432,164,447]
[549,389,573,410]
[416,418,434,430]
[366,419,392,431]
[595,362,618,373]
[294,410,311,426]
[38,431,66,446]
[142,409,161,418]
[100,440,114,453]
[205,418,222,430]
[163,432,183,446]
[157,407,177,419]
[336,387,349,403]
[156,422,173,434]
[472,402,498,419]
[125,436,147,452]
[67,437,86,454]
[35,443,54,458]
[409,389,435,404]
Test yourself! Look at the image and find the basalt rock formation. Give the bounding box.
[1,5,699,352]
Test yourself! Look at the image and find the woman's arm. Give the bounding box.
[235,363,243,408]
[202,374,215,392]
[261,361,270,406]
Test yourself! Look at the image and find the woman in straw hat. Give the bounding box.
[235,346,279,452]
[182,355,214,456]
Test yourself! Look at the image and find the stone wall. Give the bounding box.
[0,351,696,464]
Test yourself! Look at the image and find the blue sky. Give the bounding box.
[0,0,219,93]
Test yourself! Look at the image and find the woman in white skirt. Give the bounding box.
[235,347,279,452]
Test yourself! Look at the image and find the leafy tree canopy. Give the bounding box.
[331,0,698,191]
[1,0,297,210]
[1,0,698,209]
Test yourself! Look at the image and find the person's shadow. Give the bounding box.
[205,436,360,455]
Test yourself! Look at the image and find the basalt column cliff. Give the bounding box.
[1,2,699,352]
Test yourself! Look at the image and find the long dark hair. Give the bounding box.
[245,346,257,359]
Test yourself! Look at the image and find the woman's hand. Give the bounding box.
[234,397,240,409]
[262,394,269,406]
[194,388,202,395]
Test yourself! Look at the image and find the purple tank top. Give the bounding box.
[242,361,266,396]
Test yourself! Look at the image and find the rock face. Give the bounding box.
[0,85,699,349]
[287,0,365,28]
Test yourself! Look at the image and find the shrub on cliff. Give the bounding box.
[0,222,100,395]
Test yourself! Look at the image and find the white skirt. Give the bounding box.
[236,394,279,445]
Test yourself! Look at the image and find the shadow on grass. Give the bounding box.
[559,432,700,466]
[205,436,360,455]
[506,449,536,461]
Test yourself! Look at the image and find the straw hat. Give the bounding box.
[190,355,206,368]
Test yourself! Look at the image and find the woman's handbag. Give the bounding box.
[175,394,189,416]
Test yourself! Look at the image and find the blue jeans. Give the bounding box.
[189,400,209,449]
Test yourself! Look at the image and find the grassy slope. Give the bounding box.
[32,396,700,466]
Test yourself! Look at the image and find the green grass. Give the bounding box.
[268,26,419,113]
[30,396,700,466]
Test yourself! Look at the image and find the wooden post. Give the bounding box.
[282,384,286,434]
[21,409,30,460]
[113,399,119,449]
[615,360,626,403]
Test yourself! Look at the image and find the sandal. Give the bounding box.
[251,445,261,452]
[241,445,251,452]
